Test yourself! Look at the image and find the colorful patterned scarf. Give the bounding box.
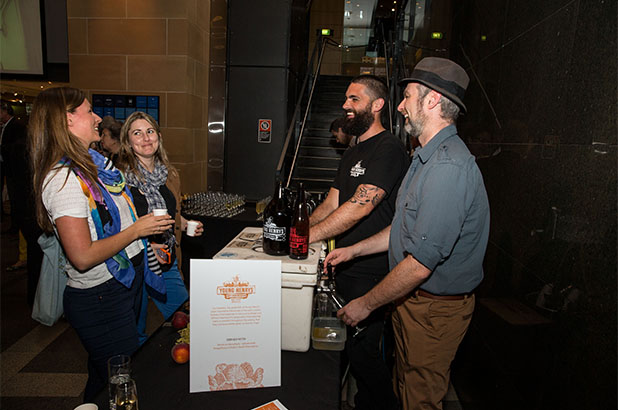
[60,149,166,295]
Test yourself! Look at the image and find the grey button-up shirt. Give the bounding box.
[388,125,490,295]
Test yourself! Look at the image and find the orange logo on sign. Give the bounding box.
[216,275,256,302]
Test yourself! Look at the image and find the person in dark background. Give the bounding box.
[310,75,409,410]
[0,102,27,234]
[98,115,122,164]
[8,113,44,306]
[326,58,490,410]
[330,117,356,147]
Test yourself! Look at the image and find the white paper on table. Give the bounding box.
[251,399,289,410]
[189,259,281,393]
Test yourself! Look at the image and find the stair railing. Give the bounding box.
[276,34,334,189]
[379,21,393,134]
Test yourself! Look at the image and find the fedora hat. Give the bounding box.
[398,57,469,113]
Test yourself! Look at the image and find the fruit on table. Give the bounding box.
[172,311,189,329]
[172,343,190,364]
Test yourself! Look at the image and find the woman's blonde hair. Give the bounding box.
[29,87,99,232]
[116,111,177,181]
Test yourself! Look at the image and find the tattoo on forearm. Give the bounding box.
[348,185,385,206]
[371,191,385,206]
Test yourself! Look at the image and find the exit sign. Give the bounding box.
[431,32,443,39]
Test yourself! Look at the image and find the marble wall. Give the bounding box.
[449,0,616,407]
[66,0,210,193]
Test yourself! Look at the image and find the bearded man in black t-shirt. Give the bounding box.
[310,75,409,410]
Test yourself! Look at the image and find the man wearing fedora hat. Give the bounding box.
[325,57,490,409]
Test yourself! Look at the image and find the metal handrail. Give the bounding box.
[285,38,329,188]
[276,21,413,187]
[380,22,393,134]
[276,35,336,188]
[275,35,324,184]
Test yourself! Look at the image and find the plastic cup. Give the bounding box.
[108,355,131,410]
[73,404,98,410]
[186,220,199,237]
[153,208,168,216]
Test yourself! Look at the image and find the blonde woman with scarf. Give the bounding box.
[117,111,203,344]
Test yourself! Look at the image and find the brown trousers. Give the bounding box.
[392,293,475,410]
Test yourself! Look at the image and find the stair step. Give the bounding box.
[296,156,342,169]
[294,169,338,180]
[297,154,342,160]
[310,106,345,115]
[300,144,345,150]
[299,147,345,158]
[291,176,334,183]
[303,136,333,141]
[297,165,338,172]
[285,75,354,196]
[300,137,341,148]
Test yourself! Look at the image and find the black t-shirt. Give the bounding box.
[130,185,177,270]
[333,130,409,277]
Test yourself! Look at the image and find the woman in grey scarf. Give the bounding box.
[117,111,203,345]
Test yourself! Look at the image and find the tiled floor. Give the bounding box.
[0,214,163,410]
[0,225,86,409]
[0,213,464,409]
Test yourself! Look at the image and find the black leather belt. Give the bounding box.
[415,289,473,301]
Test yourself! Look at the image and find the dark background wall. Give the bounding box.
[448,0,616,408]
[225,0,309,200]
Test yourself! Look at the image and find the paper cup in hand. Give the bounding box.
[153,208,168,216]
[186,220,199,237]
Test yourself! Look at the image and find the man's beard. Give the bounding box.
[403,102,426,138]
[342,105,374,137]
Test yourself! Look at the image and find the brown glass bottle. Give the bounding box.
[289,182,309,260]
[263,181,290,256]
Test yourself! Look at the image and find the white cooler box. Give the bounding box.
[212,227,322,352]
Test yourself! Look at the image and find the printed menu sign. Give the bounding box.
[189,259,282,393]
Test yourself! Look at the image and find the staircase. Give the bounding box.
[290,75,353,194]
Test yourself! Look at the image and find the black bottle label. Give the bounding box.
[263,217,287,242]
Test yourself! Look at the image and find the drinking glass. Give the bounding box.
[114,378,139,410]
[108,355,131,410]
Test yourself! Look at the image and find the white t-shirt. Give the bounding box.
[42,166,143,289]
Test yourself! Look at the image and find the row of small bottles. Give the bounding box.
[263,180,310,259]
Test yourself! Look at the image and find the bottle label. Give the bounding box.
[264,217,286,242]
[289,227,308,254]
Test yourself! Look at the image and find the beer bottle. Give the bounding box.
[263,180,291,255]
[289,182,309,260]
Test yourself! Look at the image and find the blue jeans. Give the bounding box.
[137,260,189,345]
[63,265,143,402]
